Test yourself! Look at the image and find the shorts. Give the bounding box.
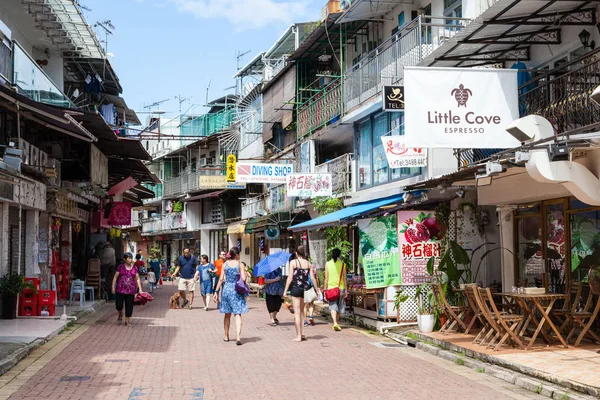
[328,290,346,314]
[289,286,305,298]
[178,278,196,292]
[266,294,283,313]
[201,280,213,295]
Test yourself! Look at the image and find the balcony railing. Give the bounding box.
[314,153,352,194]
[297,78,342,138]
[163,168,226,197]
[344,16,471,111]
[141,211,187,234]
[12,42,73,108]
[180,107,237,138]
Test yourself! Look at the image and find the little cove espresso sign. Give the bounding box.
[403,67,520,149]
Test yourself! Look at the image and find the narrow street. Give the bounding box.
[0,285,544,400]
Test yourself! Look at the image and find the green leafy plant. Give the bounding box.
[172,201,184,213]
[0,274,37,296]
[313,197,352,264]
[455,358,465,366]
[393,290,409,311]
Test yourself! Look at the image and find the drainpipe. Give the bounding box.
[379,322,416,345]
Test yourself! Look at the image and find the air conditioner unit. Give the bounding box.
[198,157,207,167]
[30,145,39,167]
[11,138,29,165]
[207,157,215,165]
[39,150,48,169]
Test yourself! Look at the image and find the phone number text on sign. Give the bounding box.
[286,173,332,197]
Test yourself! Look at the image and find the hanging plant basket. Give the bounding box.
[589,267,600,295]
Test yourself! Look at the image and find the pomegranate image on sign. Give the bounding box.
[451,84,472,107]
[399,212,446,244]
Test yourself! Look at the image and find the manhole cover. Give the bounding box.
[60,376,91,382]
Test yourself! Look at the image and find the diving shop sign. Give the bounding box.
[236,162,294,184]
[404,67,520,149]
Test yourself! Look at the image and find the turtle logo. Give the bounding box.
[450,84,472,107]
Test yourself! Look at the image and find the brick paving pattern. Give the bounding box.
[0,284,545,400]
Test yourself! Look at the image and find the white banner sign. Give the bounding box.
[286,173,332,197]
[381,137,427,168]
[236,162,294,184]
[404,67,520,149]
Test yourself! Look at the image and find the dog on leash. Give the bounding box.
[169,293,181,309]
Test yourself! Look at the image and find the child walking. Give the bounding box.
[147,269,156,293]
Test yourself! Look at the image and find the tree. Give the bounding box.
[312,197,352,264]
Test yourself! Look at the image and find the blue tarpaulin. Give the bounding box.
[289,194,404,232]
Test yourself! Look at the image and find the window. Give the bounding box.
[398,12,405,27]
[355,112,421,190]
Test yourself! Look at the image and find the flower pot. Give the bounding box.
[439,313,448,328]
[1,295,17,319]
[417,314,435,333]
[589,267,600,295]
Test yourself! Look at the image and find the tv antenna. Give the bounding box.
[144,99,170,113]
[175,94,192,115]
[94,20,114,53]
[75,1,92,12]
[205,79,211,109]
[236,50,251,70]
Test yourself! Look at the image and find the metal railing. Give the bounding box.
[314,153,352,194]
[297,78,342,138]
[141,211,187,234]
[163,168,226,197]
[344,16,471,111]
[180,107,237,138]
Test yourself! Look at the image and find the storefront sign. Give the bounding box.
[381,137,427,168]
[398,211,443,285]
[226,154,237,182]
[269,184,294,213]
[299,140,315,173]
[236,162,294,184]
[198,175,246,189]
[286,173,332,197]
[47,191,76,219]
[308,238,327,269]
[90,144,108,187]
[382,85,404,111]
[404,67,519,149]
[109,202,132,226]
[357,216,401,289]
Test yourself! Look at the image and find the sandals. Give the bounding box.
[236,340,242,346]
[270,322,277,327]
[223,338,229,342]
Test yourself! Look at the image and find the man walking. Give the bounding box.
[212,250,226,292]
[172,249,198,310]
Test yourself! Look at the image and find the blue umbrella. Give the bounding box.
[253,251,292,277]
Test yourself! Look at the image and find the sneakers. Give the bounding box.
[188,304,193,310]
[304,320,309,327]
[333,324,342,331]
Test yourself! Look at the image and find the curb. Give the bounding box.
[0,300,106,377]
[388,331,599,400]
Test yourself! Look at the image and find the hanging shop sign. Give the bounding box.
[382,85,404,111]
[397,211,444,285]
[226,154,237,183]
[299,140,315,173]
[308,237,327,269]
[269,185,294,213]
[109,202,132,226]
[198,175,246,189]
[286,173,332,197]
[90,144,108,188]
[381,137,427,168]
[264,225,280,240]
[404,67,519,149]
[357,215,401,289]
[236,162,294,184]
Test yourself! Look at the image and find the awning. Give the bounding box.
[336,0,397,24]
[183,190,226,202]
[245,216,269,234]
[227,220,248,234]
[289,194,405,232]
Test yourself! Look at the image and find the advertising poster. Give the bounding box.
[381,137,427,168]
[398,211,444,285]
[286,173,332,197]
[358,215,401,289]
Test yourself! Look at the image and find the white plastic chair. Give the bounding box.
[70,280,86,306]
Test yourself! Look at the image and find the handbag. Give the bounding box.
[235,273,250,295]
[304,287,317,303]
[324,263,345,302]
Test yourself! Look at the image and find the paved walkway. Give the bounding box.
[0,283,545,400]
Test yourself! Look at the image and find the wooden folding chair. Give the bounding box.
[476,288,525,351]
[566,286,600,347]
[552,281,583,333]
[431,283,467,334]
[463,285,489,340]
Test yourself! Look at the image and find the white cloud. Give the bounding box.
[171,0,313,29]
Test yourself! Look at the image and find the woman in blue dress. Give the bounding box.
[213,247,248,345]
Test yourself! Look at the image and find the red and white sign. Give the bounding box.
[381,137,427,168]
[109,202,132,226]
[398,210,445,285]
[286,173,332,197]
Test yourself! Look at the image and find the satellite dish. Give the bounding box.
[265,225,280,240]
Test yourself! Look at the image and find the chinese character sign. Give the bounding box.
[226,154,237,182]
[308,238,327,269]
[381,137,427,169]
[357,216,401,289]
[286,173,332,197]
[398,211,445,285]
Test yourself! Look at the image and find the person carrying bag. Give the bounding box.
[324,248,347,332]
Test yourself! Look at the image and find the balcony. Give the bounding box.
[12,42,73,108]
[297,78,342,138]
[180,107,237,138]
[163,168,226,197]
[141,211,186,235]
[344,16,470,112]
[314,153,352,194]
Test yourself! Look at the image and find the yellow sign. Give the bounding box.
[198,175,246,190]
[226,154,237,182]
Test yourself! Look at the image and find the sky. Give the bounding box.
[81,0,322,123]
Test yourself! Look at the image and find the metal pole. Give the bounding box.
[16,102,22,278]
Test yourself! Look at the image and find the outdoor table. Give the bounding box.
[493,292,568,349]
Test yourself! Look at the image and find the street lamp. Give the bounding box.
[578,29,595,50]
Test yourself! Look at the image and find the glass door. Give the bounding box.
[545,201,566,293]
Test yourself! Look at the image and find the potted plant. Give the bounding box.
[0,273,37,319]
[415,283,436,333]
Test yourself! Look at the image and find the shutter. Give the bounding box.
[282,66,296,129]
[262,89,274,142]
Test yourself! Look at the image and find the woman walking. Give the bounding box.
[148,253,161,290]
[283,246,320,342]
[324,248,347,332]
[111,252,144,327]
[304,261,319,327]
[213,248,248,345]
[264,266,284,326]
[195,254,216,310]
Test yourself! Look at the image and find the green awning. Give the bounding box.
[245,212,293,234]
[244,216,269,234]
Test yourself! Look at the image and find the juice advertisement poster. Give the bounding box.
[357,215,401,289]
